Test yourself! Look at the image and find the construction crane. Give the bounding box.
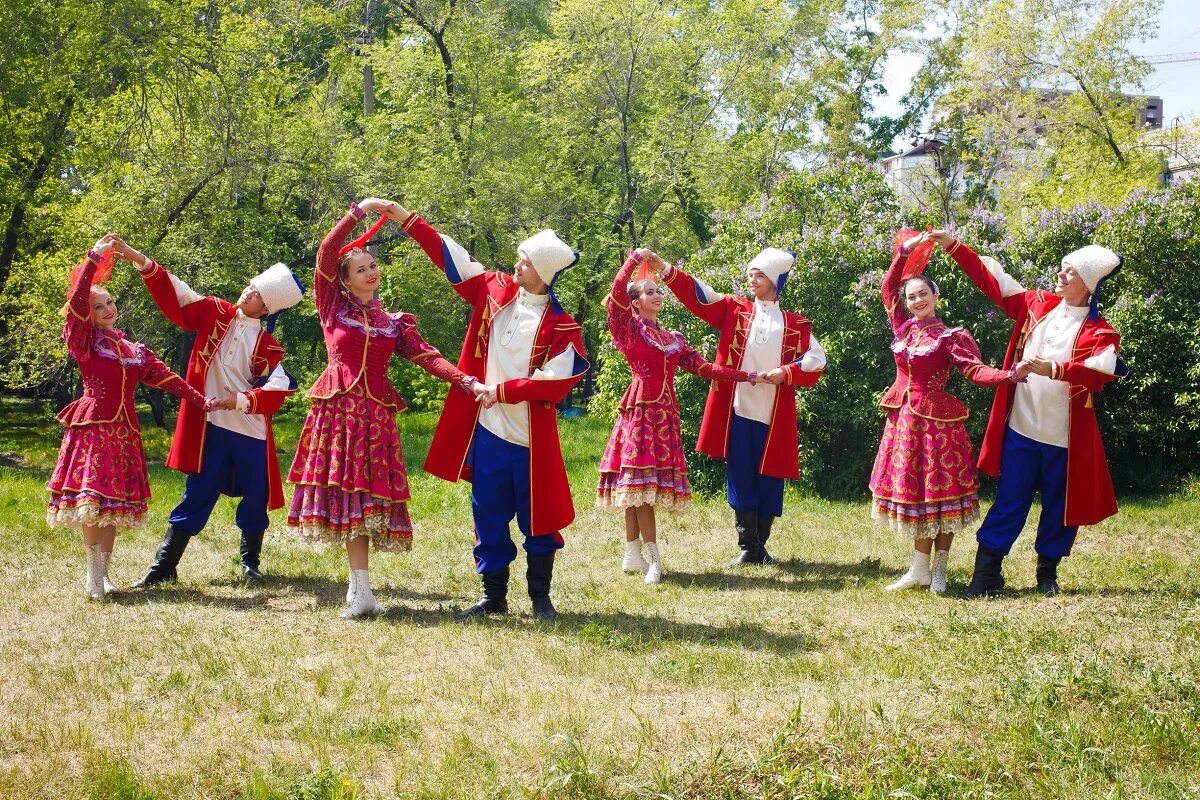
[1144,52,1200,65]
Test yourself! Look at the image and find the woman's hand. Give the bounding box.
[92,234,118,255]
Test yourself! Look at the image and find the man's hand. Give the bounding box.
[210,393,239,411]
[759,368,788,385]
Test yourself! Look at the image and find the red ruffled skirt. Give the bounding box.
[596,401,691,511]
[287,387,412,551]
[47,420,149,530]
[869,407,981,538]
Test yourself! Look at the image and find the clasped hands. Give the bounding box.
[632,248,671,276]
[204,394,241,412]
[357,197,410,222]
[92,233,149,267]
[470,381,499,408]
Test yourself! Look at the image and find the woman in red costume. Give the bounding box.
[597,250,751,583]
[48,236,213,599]
[288,199,474,619]
[870,233,1022,594]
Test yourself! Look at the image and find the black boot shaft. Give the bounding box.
[1036,555,1062,597]
[963,545,1006,599]
[454,566,510,619]
[240,530,265,580]
[526,554,558,620]
[132,526,191,588]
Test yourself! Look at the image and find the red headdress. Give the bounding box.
[339,216,389,258]
[893,226,935,279]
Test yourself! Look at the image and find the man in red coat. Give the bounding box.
[662,248,826,564]
[117,242,304,585]
[933,232,1126,597]
[399,206,589,620]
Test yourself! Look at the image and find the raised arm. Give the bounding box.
[313,204,368,323]
[63,243,107,360]
[138,348,210,409]
[112,239,207,331]
[661,261,736,330]
[945,329,1016,388]
[605,253,643,351]
[881,250,910,333]
[399,208,489,306]
[394,315,467,384]
[936,234,1028,320]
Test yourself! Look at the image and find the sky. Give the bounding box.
[877,0,1200,141]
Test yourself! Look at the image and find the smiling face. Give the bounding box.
[902,276,939,320]
[1055,263,1092,306]
[630,279,664,317]
[340,249,381,297]
[746,269,777,301]
[237,286,269,318]
[513,254,548,294]
[89,287,117,329]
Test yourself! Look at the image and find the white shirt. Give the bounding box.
[1009,302,1089,448]
[479,288,579,447]
[733,299,827,425]
[156,270,292,441]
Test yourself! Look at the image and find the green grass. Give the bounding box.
[0,397,1198,799]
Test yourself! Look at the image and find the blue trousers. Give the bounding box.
[468,424,564,574]
[725,414,784,518]
[169,424,269,535]
[976,427,1078,558]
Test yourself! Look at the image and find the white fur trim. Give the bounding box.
[1063,245,1120,292]
[250,262,304,313]
[745,247,795,287]
[518,230,577,286]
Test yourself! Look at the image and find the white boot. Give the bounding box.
[84,544,105,600]
[345,568,357,603]
[644,542,662,585]
[929,550,950,594]
[885,549,932,592]
[99,549,119,594]
[621,540,649,574]
[341,568,386,619]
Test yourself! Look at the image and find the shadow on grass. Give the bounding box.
[663,557,887,592]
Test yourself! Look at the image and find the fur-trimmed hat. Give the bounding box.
[746,247,796,296]
[519,230,579,287]
[249,262,306,332]
[1063,244,1121,293]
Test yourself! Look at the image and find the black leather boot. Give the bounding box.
[454,566,510,619]
[1036,555,1062,597]
[962,545,1006,599]
[756,513,779,565]
[239,530,265,581]
[132,526,191,588]
[527,554,558,620]
[729,509,759,565]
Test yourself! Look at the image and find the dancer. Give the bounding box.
[871,233,1022,594]
[49,236,212,598]
[598,249,751,583]
[661,248,826,564]
[117,239,304,586]
[401,203,588,620]
[931,232,1126,597]
[288,198,469,618]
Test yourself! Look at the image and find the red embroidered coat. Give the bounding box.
[308,211,464,407]
[948,241,1122,526]
[880,248,1013,421]
[139,260,293,510]
[607,254,748,414]
[59,254,208,429]
[404,213,589,535]
[663,265,824,479]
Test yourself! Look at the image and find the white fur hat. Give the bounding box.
[519,230,579,287]
[1062,245,1121,293]
[745,247,796,288]
[250,262,305,314]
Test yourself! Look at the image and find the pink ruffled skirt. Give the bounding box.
[47,420,149,530]
[287,388,412,551]
[596,402,691,511]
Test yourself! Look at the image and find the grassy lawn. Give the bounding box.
[0,398,1197,799]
